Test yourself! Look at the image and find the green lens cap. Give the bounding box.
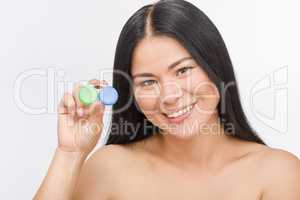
[79,84,98,106]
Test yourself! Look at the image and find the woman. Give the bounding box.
[34,0,300,199]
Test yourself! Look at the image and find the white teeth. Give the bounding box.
[166,105,194,118]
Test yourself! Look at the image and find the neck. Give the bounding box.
[157,115,235,169]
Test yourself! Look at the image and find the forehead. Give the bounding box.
[131,36,192,74]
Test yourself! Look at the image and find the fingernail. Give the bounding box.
[102,80,108,85]
[77,108,84,117]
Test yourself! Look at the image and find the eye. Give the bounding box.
[176,66,194,76]
[140,80,157,87]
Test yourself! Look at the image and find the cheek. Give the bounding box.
[134,93,160,116]
[188,71,220,113]
[135,98,163,126]
[195,84,220,114]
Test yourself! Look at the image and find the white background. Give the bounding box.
[0,0,299,199]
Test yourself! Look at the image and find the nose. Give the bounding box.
[160,81,183,105]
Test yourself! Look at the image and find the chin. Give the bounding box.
[168,131,198,139]
[159,113,219,139]
[159,123,201,139]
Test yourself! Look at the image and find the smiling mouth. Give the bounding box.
[163,103,196,118]
[161,103,196,124]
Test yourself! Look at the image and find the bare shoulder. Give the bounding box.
[74,144,136,200]
[232,140,300,199]
[240,141,300,174]
[91,143,136,164]
[255,147,300,199]
[257,147,300,174]
[263,147,299,162]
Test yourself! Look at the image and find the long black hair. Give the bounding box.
[106,0,265,145]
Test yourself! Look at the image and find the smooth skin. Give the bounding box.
[34,36,300,200]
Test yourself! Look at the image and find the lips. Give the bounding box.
[163,103,196,116]
[162,103,196,124]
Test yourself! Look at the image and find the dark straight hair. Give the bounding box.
[106,0,265,145]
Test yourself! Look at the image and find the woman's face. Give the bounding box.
[131,36,220,138]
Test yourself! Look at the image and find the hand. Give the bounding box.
[57,79,108,155]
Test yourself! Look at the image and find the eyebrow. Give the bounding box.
[132,56,193,79]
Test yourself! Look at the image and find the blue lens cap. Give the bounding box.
[98,86,118,105]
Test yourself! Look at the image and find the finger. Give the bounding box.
[85,79,108,116]
[86,100,105,117]
[88,79,109,90]
[72,82,86,117]
[58,92,76,115]
[78,79,108,117]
